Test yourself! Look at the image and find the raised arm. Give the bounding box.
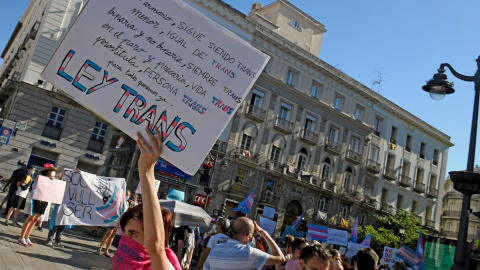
[137,127,169,270]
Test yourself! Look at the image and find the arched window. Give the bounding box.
[241,122,258,152]
[344,167,353,189]
[270,134,286,162]
[289,19,301,30]
[297,148,308,171]
[321,158,331,180]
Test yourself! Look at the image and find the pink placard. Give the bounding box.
[32,175,66,204]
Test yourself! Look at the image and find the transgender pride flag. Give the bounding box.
[231,189,255,214]
[350,217,359,243]
[417,230,424,262]
[308,224,328,242]
[360,234,371,246]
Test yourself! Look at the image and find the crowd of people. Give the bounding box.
[0,127,409,270]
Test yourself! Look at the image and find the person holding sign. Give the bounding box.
[18,164,58,246]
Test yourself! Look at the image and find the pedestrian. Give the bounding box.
[128,193,140,208]
[97,226,116,257]
[299,244,332,270]
[204,216,286,269]
[4,165,35,226]
[330,249,344,270]
[354,248,379,270]
[2,161,27,215]
[286,238,309,270]
[197,216,231,269]
[393,260,407,270]
[18,164,57,246]
[172,225,194,267]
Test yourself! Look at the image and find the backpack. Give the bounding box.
[20,175,33,190]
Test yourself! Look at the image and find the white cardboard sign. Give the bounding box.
[42,0,269,175]
[327,228,348,246]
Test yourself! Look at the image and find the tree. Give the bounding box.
[358,210,427,258]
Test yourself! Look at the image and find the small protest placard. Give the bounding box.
[135,179,160,195]
[345,242,368,259]
[55,169,126,226]
[42,0,270,175]
[259,217,276,236]
[327,228,348,246]
[263,206,275,219]
[32,175,66,204]
[381,247,397,264]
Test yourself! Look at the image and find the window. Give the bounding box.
[390,126,398,143]
[426,206,432,220]
[381,188,389,203]
[328,127,339,143]
[286,68,299,86]
[429,174,437,189]
[412,201,418,213]
[250,89,264,108]
[270,145,281,162]
[420,142,426,159]
[91,121,108,142]
[402,161,410,177]
[354,105,365,121]
[369,145,379,162]
[433,149,439,166]
[318,198,326,212]
[305,114,316,132]
[350,136,360,153]
[340,205,349,218]
[344,167,353,188]
[397,194,404,209]
[374,116,383,136]
[333,94,345,110]
[359,213,367,226]
[241,134,252,151]
[310,81,323,99]
[47,106,66,128]
[297,148,308,171]
[321,158,331,180]
[406,135,412,152]
[416,168,424,184]
[266,180,275,193]
[279,102,292,120]
[289,19,301,30]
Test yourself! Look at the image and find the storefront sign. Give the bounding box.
[194,194,210,207]
[203,158,214,168]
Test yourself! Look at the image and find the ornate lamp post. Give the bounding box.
[422,56,480,270]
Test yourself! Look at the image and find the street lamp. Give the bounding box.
[399,225,405,248]
[422,56,480,270]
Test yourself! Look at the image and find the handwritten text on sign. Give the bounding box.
[327,228,348,246]
[42,0,269,175]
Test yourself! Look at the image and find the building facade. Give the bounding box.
[0,0,452,237]
[0,0,111,174]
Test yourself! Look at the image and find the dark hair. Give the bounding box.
[292,237,308,253]
[329,249,340,259]
[217,216,230,233]
[300,244,332,265]
[120,204,144,232]
[40,170,50,176]
[378,265,390,270]
[393,260,407,270]
[284,235,294,248]
[350,255,357,266]
[356,248,379,270]
[341,260,351,269]
[162,206,173,247]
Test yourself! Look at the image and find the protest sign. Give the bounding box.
[345,242,368,259]
[167,188,185,201]
[263,206,275,219]
[381,247,397,264]
[259,217,276,236]
[135,179,160,194]
[327,228,348,246]
[55,169,126,226]
[280,226,306,242]
[32,175,66,204]
[41,0,270,176]
[424,242,455,270]
[393,245,421,267]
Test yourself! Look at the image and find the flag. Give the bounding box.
[360,234,371,246]
[316,210,328,222]
[308,224,328,242]
[340,218,350,228]
[416,230,424,262]
[292,212,306,230]
[472,239,476,251]
[231,189,255,214]
[350,217,358,243]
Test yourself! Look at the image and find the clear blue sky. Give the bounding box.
[2,0,480,177]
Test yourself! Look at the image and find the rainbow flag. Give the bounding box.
[231,189,255,214]
[350,217,358,243]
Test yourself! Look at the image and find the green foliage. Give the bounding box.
[358,210,428,258]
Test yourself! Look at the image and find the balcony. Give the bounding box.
[233,147,259,164]
[442,210,461,217]
[42,123,62,140]
[439,230,458,239]
[426,187,439,199]
[413,181,425,194]
[245,104,266,122]
[28,21,40,40]
[362,196,378,209]
[301,130,319,145]
[415,214,423,225]
[324,140,341,155]
[444,191,462,198]
[366,159,381,174]
[274,117,294,134]
[399,174,412,187]
[230,182,251,198]
[325,181,336,192]
[265,160,286,174]
[339,188,360,201]
[211,140,227,153]
[380,203,394,214]
[383,168,397,181]
[425,219,435,229]
[261,191,280,206]
[87,138,105,153]
[346,150,362,164]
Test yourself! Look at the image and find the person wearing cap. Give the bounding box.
[18,164,58,246]
[197,217,231,269]
[1,161,27,214]
[4,165,35,226]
